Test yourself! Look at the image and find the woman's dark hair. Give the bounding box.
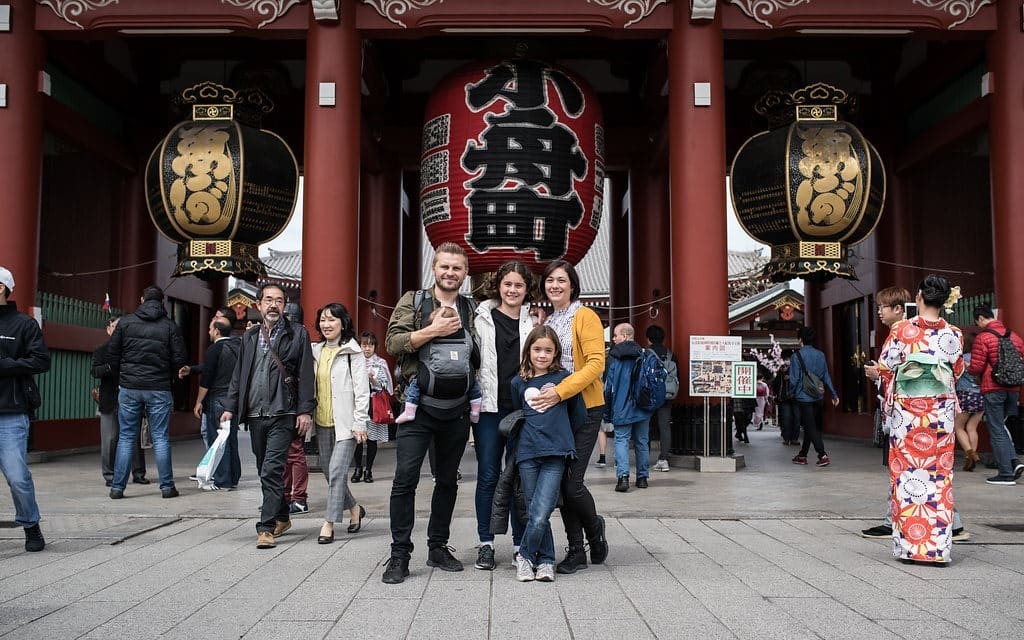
[520,325,563,380]
[541,260,581,302]
[488,260,535,304]
[917,274,951,309]
[359,331,378,346]
[315,302,356,342]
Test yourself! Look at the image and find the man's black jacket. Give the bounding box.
[108,299,187,390]
[0,302,51,414]
[91,340,118,413]
[223,319,315,420]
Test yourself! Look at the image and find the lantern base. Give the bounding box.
[174,240,267,281]
[766,242,857,282]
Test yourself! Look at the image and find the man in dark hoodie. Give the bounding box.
[107,286,187,499]
[603,323,653,493]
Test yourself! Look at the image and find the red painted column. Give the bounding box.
[630,169,670,342]
[668,4,729,395]
[302,0,361,331]
[116,167,157,310]
[0,0,45,309]
[400,171,423,294]
[358,167,400,341]
[988,1,1024,327]
[607,172,629,327]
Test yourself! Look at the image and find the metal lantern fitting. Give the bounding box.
[145,82,299,280]
[730,83,886,282]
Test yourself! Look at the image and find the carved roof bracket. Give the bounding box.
[691,0,716,20]
[312,0,339,21]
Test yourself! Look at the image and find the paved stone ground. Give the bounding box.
[1,425,1023,639]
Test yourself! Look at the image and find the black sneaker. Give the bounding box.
[381,556,410,584]
[986,475,1017,486]
[289,501,308,514]
[860,525,892,538]
[555,546,588,574]
[1013,461,1024,480]
[24,524,45,552]
[595,455,606,468]
[636,477,649,489]
[588,515,608,565]
[132,476,151,485]
[426,545,464,572]
[109,489,124,499]
[474,545,496,570]
[161,487,180,498]
[615,476,629,492]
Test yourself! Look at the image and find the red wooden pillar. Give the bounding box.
[0,0,44,309]
[302,0,361,331]
[358,167,401,341]
[116,168,156,309]
[988,1,1024,327]
[630,169,670,342]
[400,171,423,294]
[608,172,629,327]
[668,4,729,394]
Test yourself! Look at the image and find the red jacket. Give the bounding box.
[967,319,1024,394]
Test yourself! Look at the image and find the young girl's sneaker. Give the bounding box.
[395,403,417,424]
[516,556,536,582]
[535,563,555,582]
[470,398,482,423]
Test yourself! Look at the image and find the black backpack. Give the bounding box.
[985,328,1024,387]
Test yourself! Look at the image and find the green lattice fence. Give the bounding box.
[946,292,993,331]
[35,349,96,420]
[37,292,122,329]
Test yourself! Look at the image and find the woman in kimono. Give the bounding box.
[877,275,964,565]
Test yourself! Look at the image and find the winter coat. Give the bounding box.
[0,302,50,414]
[311,339,370,441]
[108,299,187,391]
[967,319,1024,394]
[602,340,652,425]
[91,340,118,413]
[224,319,315,421]
[489,443,528,536]
[474,299,533,414]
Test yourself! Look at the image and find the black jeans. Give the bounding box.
[777,402,799,442]
[249,415,296,533]
[559,406,603,547]
[796,401,826,458]
[389,407,470,559]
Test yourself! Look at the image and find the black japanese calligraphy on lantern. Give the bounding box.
[461,60,589,261]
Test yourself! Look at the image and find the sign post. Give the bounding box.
[689,336,746,473]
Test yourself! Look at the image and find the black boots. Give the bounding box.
[615,476,629,492]
[351,467,363,483]
[24,524,44,552]
[556,545,588,574]
[588,515,608,565]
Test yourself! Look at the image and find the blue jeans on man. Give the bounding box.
[517,455,566,567]
[114,388,175,491]
[0,413,40,528]
[473,409,525,545]
[981,390,1023,479]
[203,392,240,489]
[614,419,650,479]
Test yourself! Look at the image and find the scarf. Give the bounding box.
[545,300,583,373]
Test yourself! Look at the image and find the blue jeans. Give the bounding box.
[0,413,40,527]
[614,419,650,479]
[473,410,525,545]
[115,388,174,491]
[982,391,1021,477]
[517,455,565,566]
[204,393,240,488]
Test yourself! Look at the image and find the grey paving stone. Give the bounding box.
[901,596,1024,639]
[570,618,658,639]
[875,618,976,640]
[769,596,903,640]
[324,597,419,639]
[264,581,363,621]
[243,620,332,639]
[407,617,489,639]
[3,600,134,640]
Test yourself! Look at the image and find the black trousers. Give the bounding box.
[796,401,826,458]
[559,406,603,547]
[389,407,470,559]
[249,415,296,533]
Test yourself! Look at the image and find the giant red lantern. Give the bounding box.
[420,59,605,275]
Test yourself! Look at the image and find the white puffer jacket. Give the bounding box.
[311,338,370,441]
[474,300,534,413]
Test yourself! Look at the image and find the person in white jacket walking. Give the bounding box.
[471,261,536,570]
[311,303,370,544]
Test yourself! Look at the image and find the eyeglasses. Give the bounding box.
[261,297,285,305]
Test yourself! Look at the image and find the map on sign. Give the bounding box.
[689,336,743,398]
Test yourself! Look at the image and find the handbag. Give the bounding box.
[371,390,397,424]
[794,351,825,400]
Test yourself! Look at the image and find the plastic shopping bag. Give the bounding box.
[194,421,229,490]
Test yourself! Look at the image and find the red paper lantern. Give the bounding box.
[420,59,605,275]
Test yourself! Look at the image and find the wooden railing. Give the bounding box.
[946,292,993,331]
[35,349,96,421]
[37,291,122,329]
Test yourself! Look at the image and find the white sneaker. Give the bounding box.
[535,563,555,582]
[653,459,670,472]
[511,551,520,568]
[516,556,535,582]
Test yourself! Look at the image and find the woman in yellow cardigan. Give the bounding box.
[531,259,608,574]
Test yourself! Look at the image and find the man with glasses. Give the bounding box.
[221,285,314,548]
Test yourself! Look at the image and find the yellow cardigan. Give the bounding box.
[554,305,606,409]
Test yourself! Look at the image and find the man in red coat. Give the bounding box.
[968,305,1024,485]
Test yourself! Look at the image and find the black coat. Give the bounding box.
[108,300,187,390]
[490,458,528,537]
[223,319,315,420]
[91,340,118,413]
[0,302,51,414]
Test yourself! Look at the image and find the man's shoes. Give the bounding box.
[555,546,588,574]
[132,476,151,485]
[289,500,308,514]
[109,489,124,499]
[792,455,808,465]
[595,455,606,467]
[426,545,464,572]
[105,480,112,487]
[986,475,1017,486]
[952,528,971,542]
[474,544,496,570]
[516,556,536,582]
[273,520,292,537]
[256,531,276,549]
[816,455,831,467]
[653,459,670,472]
[636,477,649,489]
[535,563,555,582]
[860,525,893,538]
[588,515,608,565]
[161,487,179,499]
[24,524,45,552]
[615,476,629,492]
[1013,461,1024,480]
[381,556,410,584]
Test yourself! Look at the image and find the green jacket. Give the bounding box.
[385,288,478,384]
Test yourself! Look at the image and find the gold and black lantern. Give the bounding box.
[146,82,299,280]
[730,83,885,282]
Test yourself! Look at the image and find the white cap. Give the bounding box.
[0,266,13,293]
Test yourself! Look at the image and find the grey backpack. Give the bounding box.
[413,290,478,410]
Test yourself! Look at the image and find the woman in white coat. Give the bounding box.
[471,260,535,570]
[311,303,369,544]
